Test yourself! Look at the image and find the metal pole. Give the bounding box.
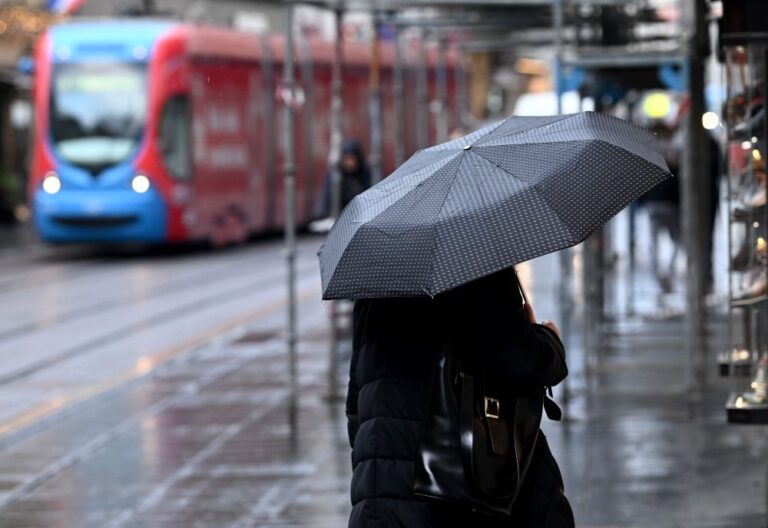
[554,0,563,116]
[682,0,709,395]
[330,8,344,219]
[283,5,299,416]
[393,22,406,167]
[417,28,429,148]
[455,48,469,129]
[327,6,345,402]
[435,34,448,143]
[369,10,383,184]
[554,0,572,402]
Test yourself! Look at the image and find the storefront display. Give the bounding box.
[721,41,768,423]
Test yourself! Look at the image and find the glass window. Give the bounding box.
[50,63,147,173]
[159,95,191,180]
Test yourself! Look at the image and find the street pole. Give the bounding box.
[327,6,345,401]
[435,34,448,143]
[393,21,406,167]
[682,0,709,395]
[369,10,383,184]
[553,0,571,403]
[455,46,469,129]
[283,5,299,420]
[554,0,563,113]
[330,7,344,219]
[417,28,429,148]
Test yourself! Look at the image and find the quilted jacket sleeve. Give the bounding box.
[527,323,568,387]
[479,293,568,390]
[346,300,367,450]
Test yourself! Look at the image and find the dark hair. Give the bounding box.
[437,268,525,338]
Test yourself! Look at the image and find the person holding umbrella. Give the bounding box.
[319,112,672,527]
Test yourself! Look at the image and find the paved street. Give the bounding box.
[0,227,765,527]
[0,232,348,527]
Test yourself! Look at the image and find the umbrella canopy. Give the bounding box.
[318,112,671,300]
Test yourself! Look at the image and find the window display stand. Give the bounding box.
[721,40,768,424]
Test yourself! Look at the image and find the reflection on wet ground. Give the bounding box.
[0,232,764,527]
[0,294,351,527]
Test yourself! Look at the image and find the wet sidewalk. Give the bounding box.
[0,288,352,527]
[0,247,765,527]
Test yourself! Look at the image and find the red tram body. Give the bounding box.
[30,20,460,244]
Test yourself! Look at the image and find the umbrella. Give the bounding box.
[318,112,671,300]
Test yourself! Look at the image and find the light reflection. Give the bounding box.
[135,356,155,375]
[701,111,719,130]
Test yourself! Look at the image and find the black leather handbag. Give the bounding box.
[413,347,560,518]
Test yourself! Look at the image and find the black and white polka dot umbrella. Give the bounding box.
[318,112,671,300]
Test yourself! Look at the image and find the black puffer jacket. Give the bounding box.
[346,269,573,527]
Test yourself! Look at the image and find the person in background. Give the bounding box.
[671,98,722,293]
[318,139,372,218]
[642,122,682,293]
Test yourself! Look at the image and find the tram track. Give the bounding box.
[0,346,289,513]
[0,241,129,292]
[0,256,320,387]
[0,287,325,517]
[0,252,113,294]
[0,233,330,520]
[0,238,297,341]
[0,238,275,299]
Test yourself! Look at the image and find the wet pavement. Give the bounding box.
[0,223,765,527]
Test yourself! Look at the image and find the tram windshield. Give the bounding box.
[50,63,147,173]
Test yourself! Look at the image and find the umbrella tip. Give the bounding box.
[463,144,471,150]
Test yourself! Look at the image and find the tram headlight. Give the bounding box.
[131,174,151,194]
[42,173,61,194]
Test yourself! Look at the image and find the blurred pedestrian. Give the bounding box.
[672,98,722,293]
[346,268,573,527]
[642,123,682,293]
[318,139,372,218]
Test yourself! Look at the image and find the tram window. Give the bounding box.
[159,95,191,180]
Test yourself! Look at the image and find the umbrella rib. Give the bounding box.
[354,152,463,226]
[477,137,590,149]
[427,153,468,295]
[468,148,581,243]
[473,113,578,146]
[467,118,509,148]
[589,138,671,174]
[466,148,532,186]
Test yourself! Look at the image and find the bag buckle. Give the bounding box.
[484,397,500,419]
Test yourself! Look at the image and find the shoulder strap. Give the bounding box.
[543,387,563,421]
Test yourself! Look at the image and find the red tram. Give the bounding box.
[29,20,460,244]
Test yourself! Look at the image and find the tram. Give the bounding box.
[29,19,459,244]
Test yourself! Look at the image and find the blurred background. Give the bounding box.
[0,0,766,526]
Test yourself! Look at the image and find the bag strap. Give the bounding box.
[458,371,475,482]
[544,387,563,421]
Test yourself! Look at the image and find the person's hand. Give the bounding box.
[524,302,561,338]
[540,320,561,338]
